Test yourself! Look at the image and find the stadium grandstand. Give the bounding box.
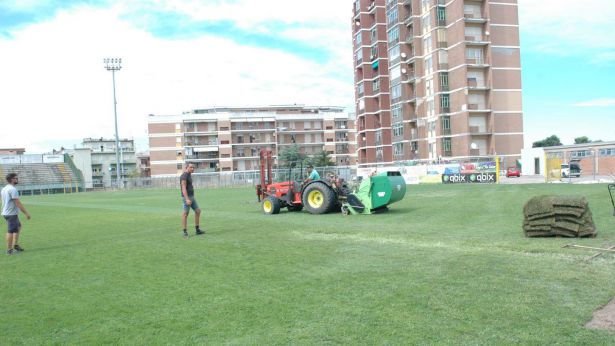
[0,154,84,195]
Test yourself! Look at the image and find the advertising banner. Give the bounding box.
[442,172,497,184]
[42,155,64,163]
[0,155,20,164]
[20,154,43,164]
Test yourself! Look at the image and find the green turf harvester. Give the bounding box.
[341,172,407,215]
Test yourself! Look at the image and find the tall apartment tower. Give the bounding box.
[352,0,523,167]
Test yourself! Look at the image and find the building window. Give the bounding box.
[358,82,364,96]
[392,104,402,120]
[373,78,380,92]
[437,6,446,24]
[436,29,446,47]
[391,84,401,102]
[466,48,483,64]
[442,137,452,154]
[370,45,378,60]
[387,7,398,25]
[394,143,403,157]
[393,123,404,137]
[356,49,363,64]
[441,116,451,135]
[425,78,433,97]
[571,150,591,158]
[388,26,399,45]
[371,27,378,43]
[440,94,450,112]
[389,44,400,61]
[439,72,449,90]
[425,54,433,75]
[355,32,362,47]
[390,65,401,81]
[600,148,615,156]
[355,0,360,12]
[422,13,431,33]
[423,35,432,55]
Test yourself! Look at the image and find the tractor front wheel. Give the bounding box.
[262,196,281,215]
[302,182,336,214]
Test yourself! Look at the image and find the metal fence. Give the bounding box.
[90,166,358,191]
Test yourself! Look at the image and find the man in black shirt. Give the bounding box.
[180,163,204,237]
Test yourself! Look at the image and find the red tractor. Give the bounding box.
[255,149,345,215]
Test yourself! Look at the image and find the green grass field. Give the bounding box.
[1,183,615,344]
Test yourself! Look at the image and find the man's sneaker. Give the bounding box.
[195,228,205,235]
[6,249,14,255]
[13,244,24,252]
[183,230,189,238]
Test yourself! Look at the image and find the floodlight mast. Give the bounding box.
[104,58,122,188]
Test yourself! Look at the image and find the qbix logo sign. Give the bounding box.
[442,173,496,184]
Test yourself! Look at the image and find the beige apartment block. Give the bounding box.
[352,0,523,167]
[147,105,357,177]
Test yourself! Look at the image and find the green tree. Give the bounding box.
[532,135,562,148]
[277,144,306,168]
[310,150,335,167]
[574,136,590,144]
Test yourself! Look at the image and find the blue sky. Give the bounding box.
[0,0,613,153]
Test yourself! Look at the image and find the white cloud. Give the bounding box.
[519,0,615,55]
[0,3,354,153]
[574,98,615,107]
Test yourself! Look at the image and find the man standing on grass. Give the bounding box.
[2,173,31,255]
[180,163,204,238]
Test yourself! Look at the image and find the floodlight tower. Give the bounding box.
[104,58,122,188]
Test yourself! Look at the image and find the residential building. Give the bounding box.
[81,138,137,187]
[352,0,523,167]
[147,105,357,177]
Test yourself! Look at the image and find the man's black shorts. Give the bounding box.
[3,215,21,233]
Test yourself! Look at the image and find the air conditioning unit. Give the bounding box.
[401,52,407,59]
[401,68,407,74]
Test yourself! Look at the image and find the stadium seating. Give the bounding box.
[0,163,82,194]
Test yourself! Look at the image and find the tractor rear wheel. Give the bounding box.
[302,182,336,214]
[262,196,281,215]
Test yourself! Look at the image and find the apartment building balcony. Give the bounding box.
[402,71,416,84]
[232,138,276,145]
[278,127,325,134]
[185,154,219,162]
[231,127,275,133]
[467,78,490,90]
[469,125,493,135]
[467,104,491,112]
[465,36,489,46]
[367,1,376,14]
[404,16,413,26]
[464,13,487,24]
[443,150,453,157]
[441,128,451,136]
[404,34,414,45]
[465,58,489,67]
[184,128,217,135]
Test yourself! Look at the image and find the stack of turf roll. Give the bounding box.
[523,195,597,237]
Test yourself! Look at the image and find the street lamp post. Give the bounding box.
[104,58,122,188]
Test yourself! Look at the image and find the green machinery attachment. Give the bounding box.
[342,171,406,215]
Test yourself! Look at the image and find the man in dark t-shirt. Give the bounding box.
[180,164,204,237]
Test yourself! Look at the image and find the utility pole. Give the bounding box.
[104,58,122,188]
